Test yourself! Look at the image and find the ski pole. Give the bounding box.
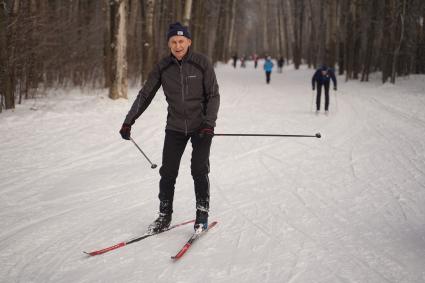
[130,137,158,169]
[215,133,321,138]
[334,90,338,112]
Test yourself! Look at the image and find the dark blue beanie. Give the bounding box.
[167,22,191,41]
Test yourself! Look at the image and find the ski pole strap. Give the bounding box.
[214,133,321,138]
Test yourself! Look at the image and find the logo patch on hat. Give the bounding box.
[177,31,183,35]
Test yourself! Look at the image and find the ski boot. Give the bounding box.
[194,208,208,234]
[147,201,172,234]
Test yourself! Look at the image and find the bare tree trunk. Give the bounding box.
[327,0,338,68]
[109,0,128,100]
[361,0,379,81]
[291,0,304,69]
[344,0,356,80]
[262,0,269,53]
[0,1,8,112]
[227,0,237,54]
[338,0,347,75]
[3,0,20,109]
[283,0,292,62]
[142,0,155,83]
[317,0,326,64]
[352,0,361,79]
[277,0,284,57]
[127,0,141,85]
[191,1,202,51]
[157,0,170,59]
[306,0,314,67]
[182,0,192,26]
[104,0,112,88]
[172,0,182,23]
[128,0,139,40]
[417,2,425,73]
[391,0,406,83]
[214,0,229,62]
[207,0,222,60]
[382,0,395,83]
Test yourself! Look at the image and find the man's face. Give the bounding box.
[168,36,192,60]
[321,70,328,76]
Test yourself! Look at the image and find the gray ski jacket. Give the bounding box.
[124,49,220,134]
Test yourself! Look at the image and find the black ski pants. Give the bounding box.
[159,129,211,212]
[316,82,330,111]
[265,71,271,84]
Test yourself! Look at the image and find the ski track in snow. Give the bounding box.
[1,61,425,283]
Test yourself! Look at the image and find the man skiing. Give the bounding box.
[312,65,337,114]
[253,53,258,68]
[263,56,274,84]
[277,56,284,73]
[232,53,238,68]
[119,22,220,234]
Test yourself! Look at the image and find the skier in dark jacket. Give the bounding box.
[277,56,284,73]
[232,53,238,68]
[312,65,337,113]
[253,53,258,68]
[120,22,220,234]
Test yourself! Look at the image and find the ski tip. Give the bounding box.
[209,221,218,229]
[171,253,183,261]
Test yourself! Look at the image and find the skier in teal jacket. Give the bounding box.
[263,56,274,84]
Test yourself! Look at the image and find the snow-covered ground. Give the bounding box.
[1,61,425,283]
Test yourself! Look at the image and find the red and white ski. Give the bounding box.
[171,221,218,260]
[84,219,195,256]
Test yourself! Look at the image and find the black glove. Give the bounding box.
[312,87,315,91]
[119,123,131,140]
[198,123,214,139]
[334,86,337,91]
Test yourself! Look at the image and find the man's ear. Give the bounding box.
[187,39,192,46]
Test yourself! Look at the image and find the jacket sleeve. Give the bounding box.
[312,70,317,89]
[330,70,337,88]
[203,61,220,128]
[123,64,162,125]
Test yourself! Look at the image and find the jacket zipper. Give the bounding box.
[179,64,188,135]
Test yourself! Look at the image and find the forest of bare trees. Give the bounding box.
[1,0,424,112]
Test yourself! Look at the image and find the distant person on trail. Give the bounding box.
[253,53,258,68]
[263,56,274,84]
[277,56,284,73]
[232,53,238,68]
[119,22,220,234]
[312,65,337,114]
[240,55,246,68]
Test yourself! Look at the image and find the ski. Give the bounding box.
[171,221,218,260]
[84,219,195,256]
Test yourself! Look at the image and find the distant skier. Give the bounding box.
[232,53,238,68]
[119,22,220,234]
[277,56,284,73]
[240,55,246,68]
[263,56,274,84]
[253,53,258,68]
[312,65,337,114]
